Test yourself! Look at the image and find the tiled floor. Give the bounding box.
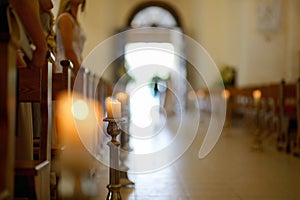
[58,111,300,200]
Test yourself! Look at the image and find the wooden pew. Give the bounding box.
[54,67,104,199]
[72,67,103,156]
[32,57,73,159]
[14,53,53,200]
[51,59,74,154]
[50,60,74,199]
[0,1,18,199]
[30,59,74,199]
[226,80,298,154]
[278,80,297,153]
[258,84,280,134]
[52,60,74,100]
[52,64,106,198]
[294,78,300,156]
[226,84,279,128]
[227,86,256,124]
[249,84,281,150]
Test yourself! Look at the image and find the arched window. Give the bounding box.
[127,2,182,29]
[130,6,178,28]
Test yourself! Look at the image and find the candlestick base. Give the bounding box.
[251,107,264,152]
[120,170,135,187]
[106,184,122,200]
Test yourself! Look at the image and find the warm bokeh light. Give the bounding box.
[188,90,197,100]
[72,100,89,120]
[55,91,103,175]
[55,91,103,149]
[252,89,262,100]
[197,89,206,99]
[222,89,230,100]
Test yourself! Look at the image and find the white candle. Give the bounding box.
[116,92,129,105]
[106,97,121,118]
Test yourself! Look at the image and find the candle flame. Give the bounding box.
[222,89,230,99]
[252,89,262,100]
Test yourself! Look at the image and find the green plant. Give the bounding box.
[220,65,236,87]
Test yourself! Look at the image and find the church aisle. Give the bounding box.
[63,111,300,200]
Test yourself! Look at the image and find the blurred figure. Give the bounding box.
[11,0,53,68]
[151,76,167,115]
[39,0,56,55]
[11,0,54,161]
[55,0,86,74]
[152,76,161,97]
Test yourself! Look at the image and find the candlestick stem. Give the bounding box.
[104,118,124,200]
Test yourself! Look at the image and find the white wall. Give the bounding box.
[285,0,300,82]
[188,0,300,87]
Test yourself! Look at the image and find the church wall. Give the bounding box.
[53,0,300,88]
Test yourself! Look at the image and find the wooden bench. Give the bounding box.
[225,80,299,154]
[52,60,74,100]
[294,78,300,156]
[250,84,281,150]
[50,60,74,199]
[14,52,53,200]
[50,59,74,155]
[278,80,297,153]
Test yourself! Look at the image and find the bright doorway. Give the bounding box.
[125,42,175,133]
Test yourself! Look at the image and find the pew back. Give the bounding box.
[14,53,53,200]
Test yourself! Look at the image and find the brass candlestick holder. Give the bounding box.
[252,99,263,152]
[103,117,124,200]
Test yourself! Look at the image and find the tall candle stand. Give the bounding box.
[103,117,124,200]
[252,99,263,151]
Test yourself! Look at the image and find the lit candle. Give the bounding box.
[116,92,129,105]
[222,89,230,100]
[197,89,206,99]
[106,97,121,118]
[188,90,197,100]
[252,89,262,105]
